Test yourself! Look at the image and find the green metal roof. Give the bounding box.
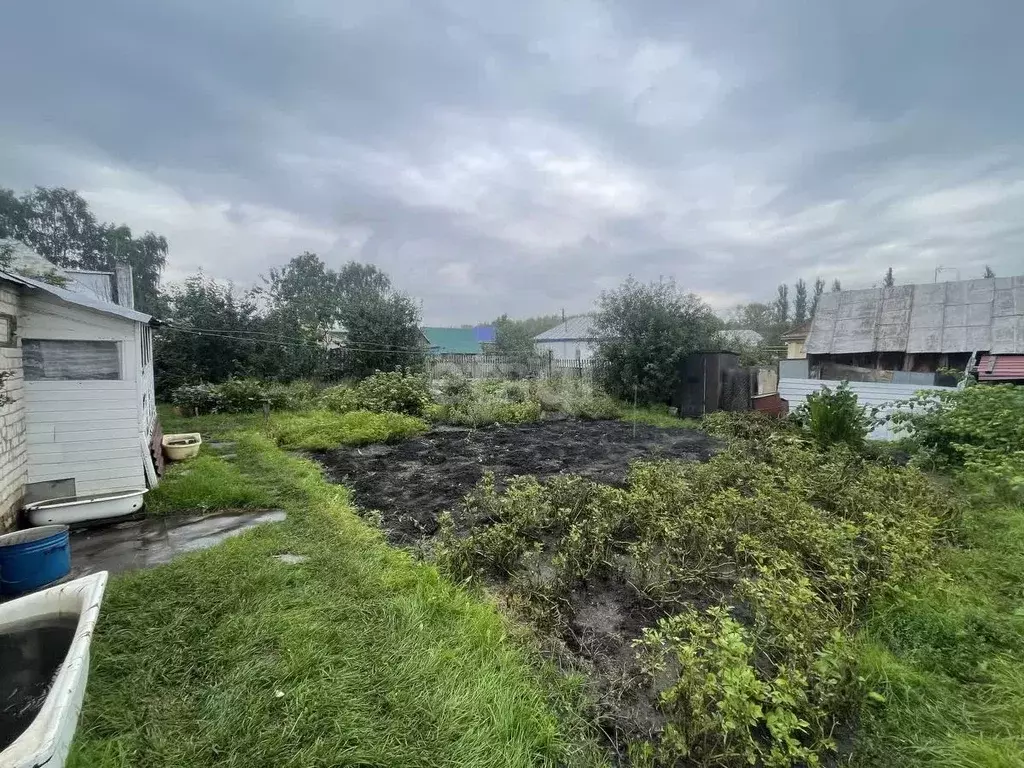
[421,327,483,354]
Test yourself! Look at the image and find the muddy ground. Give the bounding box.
[313,417,715,545]
[313,418,716,759]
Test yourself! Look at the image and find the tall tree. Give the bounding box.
[94,225,168,314]
[794,279,808,324]
[883,267,894,288]
[593,277,720,404]
[984,265,996,279]
[0,188,28,241]
[335,262,424,378]
[831,279,842,293]
[154,274,263,394]
[17,187,100,268]
[774,283,789,324]
[0,186,168,313]
[811,277,826,317]
[492,314,561,359]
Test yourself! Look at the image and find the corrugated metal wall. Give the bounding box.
[778,378,956,440]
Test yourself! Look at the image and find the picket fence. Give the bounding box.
[427,354,604,381]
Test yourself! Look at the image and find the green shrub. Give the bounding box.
[171,383,226,415]
[216,378,276,412]
[435,372,473,405]
[263,380,320,410]
[432,398,542,427]
[272,410,428,450]
[171,379,318,414]
[320,370,430,416]
[433,431,958,766]
[319,384,357,413]
[702,411,793,441]
[795,382,876,449]
[890,383,1024,497]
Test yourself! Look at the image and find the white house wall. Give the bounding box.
[0,283,25,530]
[535,340,600,360]
[778,378,955,441]
[19,292,146,496]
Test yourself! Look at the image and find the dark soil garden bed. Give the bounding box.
[312,418,715,759]
[312,418,715,545]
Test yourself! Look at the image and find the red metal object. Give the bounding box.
[752,393,788,416]
[977,355,1024,381]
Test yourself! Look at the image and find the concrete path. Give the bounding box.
[70,510,286,577]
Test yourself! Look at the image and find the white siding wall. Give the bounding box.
[20,293,146,495]
[535,340,600,360]
[0,283,25,530]
[778,378,956,441]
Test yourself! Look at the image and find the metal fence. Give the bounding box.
[426,353,605,381]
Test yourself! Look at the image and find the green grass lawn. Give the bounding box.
[69,410,591,768]
[620,405,702,429]
[853,491,1024,767]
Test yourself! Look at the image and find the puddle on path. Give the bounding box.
[70,510,286,577]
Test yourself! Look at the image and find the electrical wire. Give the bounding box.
[160,323,432,352]
[160,325,432,356]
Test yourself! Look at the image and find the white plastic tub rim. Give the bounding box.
[0,571,109,768]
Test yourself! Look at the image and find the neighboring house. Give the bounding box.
[805,276,1024,376]
[780,324,810,359]
[321,325,430,352]
[0,267,159,530]
[718,329,764,349]
[533,316,605,360]
[422,326,495,356]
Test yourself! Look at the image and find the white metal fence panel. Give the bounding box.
[778,378,956,440]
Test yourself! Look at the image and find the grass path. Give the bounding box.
[854,493,1024,767]
[69,413,587,767]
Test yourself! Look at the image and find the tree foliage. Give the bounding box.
[492,314,561,359]
[831,279,842,293]
[793,279,808,323]
[883,267,894,288]
[593,277,720,405]
[155,254,423,391]
[983,265,996,279]
[155,274,263,394]
[811,278,826,318]
[0,186,167,314]
[774,284,789,324]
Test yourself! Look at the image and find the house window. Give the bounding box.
[22,339,121,381]
[0,313,15,348]
[141,325,152,367]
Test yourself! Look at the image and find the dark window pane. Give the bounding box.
[23,340,121,381]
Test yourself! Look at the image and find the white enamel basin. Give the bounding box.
[0,571,109,768]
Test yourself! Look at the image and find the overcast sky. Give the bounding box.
[2,1,1022,323]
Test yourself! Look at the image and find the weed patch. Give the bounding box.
[271,410,427,450]
[430,431,959,765]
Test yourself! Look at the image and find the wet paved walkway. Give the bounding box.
[70,510,287,577]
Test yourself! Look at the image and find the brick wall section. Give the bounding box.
[0,283,25,531]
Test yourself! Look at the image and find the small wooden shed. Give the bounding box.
[0,270,159,507]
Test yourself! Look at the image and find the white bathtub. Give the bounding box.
[23,490,147,527]
[0,571,109,768]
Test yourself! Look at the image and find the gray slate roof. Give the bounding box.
[806,276,1024,355]
[534,315,601,341]
[0,269,152,324]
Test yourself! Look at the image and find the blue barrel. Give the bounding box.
[0,525,71,597]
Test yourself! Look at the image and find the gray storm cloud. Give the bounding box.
[2,0,1023,322]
